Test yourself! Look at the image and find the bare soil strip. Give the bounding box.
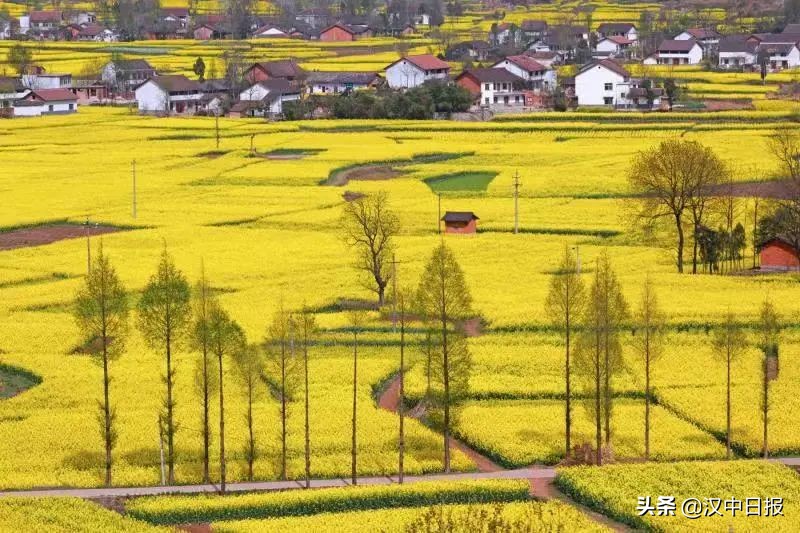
[328,165,405,186]
[377,373,502,473]
[0,223,121,251]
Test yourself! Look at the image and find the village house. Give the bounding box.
[102,59,157,93]
[448,40,491,62]
[384,54,450,88]
[490,22,516,46]
[245,60,305,84]
[13,88,78,117]
[595,35,634,58]
[455,68,527,108]
[296,8,329,29]
[235,79,301,117]
[759,236,800,271]
[193,23,230,40]
[71,78,110,104]
[384,24,415,38]
[26,10,63,32]
[574,59,631,107]
[645,39,703,65]
[523,51,563,68]
[596,22,637,42]
[252,25,288,38]
[718,35,758,68]
[520,19,548,42]
[0,19,12,39]
[135,75,202,115]
[162,7,190,28]
[674,27,721,47]
[0,77,29,115]
[761,42,800,70]
[305,72,380,94]
[319,23,358,41]
[442,212,479,235]
[491,55,556,90]
[21,72,71,90]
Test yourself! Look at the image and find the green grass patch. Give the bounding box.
[0,363,42,399]
[424,171,498,193]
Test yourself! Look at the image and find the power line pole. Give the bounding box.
[132,159,137,219]
[391,254,398,333]
[437,193,442,235]
[513,170,521,234]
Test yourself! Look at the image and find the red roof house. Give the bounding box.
[442,212,479,235]
[320,23,356,41]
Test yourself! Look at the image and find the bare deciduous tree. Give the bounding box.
[341,192,400,306]
[74,242,129,487]
[138,248,192,485]
[629,140,728,273]
[544,245,585,459]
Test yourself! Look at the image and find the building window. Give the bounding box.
[68,103,74,110]
[484,83,490,90]
[603,97,613,105]
[604,83,613,91]
[48,105,54,112]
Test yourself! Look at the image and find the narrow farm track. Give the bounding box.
[377,372,502,472]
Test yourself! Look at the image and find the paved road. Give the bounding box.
[0,467,556,499]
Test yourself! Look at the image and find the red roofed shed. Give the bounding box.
[442,211,479,235]
[760,237,800,271]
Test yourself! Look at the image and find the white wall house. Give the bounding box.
[13,88,78,117]
[455,68,526,108]
[238,80,301,114]
[595,36,632,57]
[596,23,637,42]
[253,25,288,38]
[305,72,379,94]
[21,73,71,89]
[675,28,721,47]
[384,55,450,88]
[0,78,29,111]
[762,43,800,70]
[574,59,632,106]
[651,39,703,65]
[492,55,556,89]
[135,75,202,114]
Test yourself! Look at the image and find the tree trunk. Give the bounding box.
[763,355,769,459]
[218,345,226,493]
[726,353,731,460]
[595,337,602,466]
[676,214,685,273]
[304,332,311,489]
[247,383,254,481]
[645,333,650,461]
[280,339,287,481]
[441,301,451,473]
[351,331,358,485]
[399,313,405,483]
[102,335,112,487]
[565,315,571,459]
[692,231,698,274]
[165,331,175,485]
[202,344,210,483]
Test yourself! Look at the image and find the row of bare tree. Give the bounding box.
[546,246,782,465]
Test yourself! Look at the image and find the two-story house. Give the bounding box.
[102,59,157,93]
[574,59,632,106]
[455,68,526,107]
[718,35,758,68]
[384,54,450,88]
[645,39,703,65]
[135,75,203,114]
[491,55,556,90]
[596,22,637,42]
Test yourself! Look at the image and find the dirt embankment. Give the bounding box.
[0,223,121,251]
[327,165,405,186]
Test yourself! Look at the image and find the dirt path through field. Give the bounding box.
[377,373,502,473]
[0,223,121,251]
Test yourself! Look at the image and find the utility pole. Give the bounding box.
[513,170,521,234]
[391,254,398,333]
[437,193,442,235]
[215,110,220,149]
[132,159,137,219]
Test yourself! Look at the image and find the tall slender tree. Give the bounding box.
[191,264,216,483]
[293,307,317,489]
[544,245,586,459]
[349,310,367,484]
[416,243,473,473]
[74,242,129,487]
[233,343,263,481]
[575,252,628,465]
[398,289,408,483]
[138,248,192,484]
[264,302,298,481]
[208,300,245,493]
[712,310,748,459]
[757,299,780,459]
[632,275,663,460]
